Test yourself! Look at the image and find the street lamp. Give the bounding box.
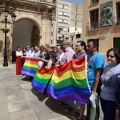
[1,8,16,67]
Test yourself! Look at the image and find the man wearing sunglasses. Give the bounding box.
[86,39,105,120]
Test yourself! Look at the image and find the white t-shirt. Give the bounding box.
[16,51,23,57]
[29,51,35,58]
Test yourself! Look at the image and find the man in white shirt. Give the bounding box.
[26,46,31,57]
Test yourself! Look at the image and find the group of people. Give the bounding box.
[15,45,40,75]
[15,40,120,120]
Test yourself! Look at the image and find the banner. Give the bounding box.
[21,58,39,77]
[32,66,55,93]
[32,56,91,104]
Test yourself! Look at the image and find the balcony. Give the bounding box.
[86,21,99,30]
[90,0,99,6]
[113,16,120,26]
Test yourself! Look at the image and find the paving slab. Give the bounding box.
[0,81,5,90]
[0,64,104,120]
[8,101,31,113]
[9,110,39,120]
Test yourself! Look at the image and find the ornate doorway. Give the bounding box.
[12,19,40,63]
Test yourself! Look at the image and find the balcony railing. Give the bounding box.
[113,16,120,26]
[90,0,99,6]
[87,16,120,30]
[16,0,56,5]
[86,21,99,30]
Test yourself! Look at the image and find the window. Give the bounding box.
[64,5,68,10]
[90,0,99,6]
[58,27,62,33]
[58,11,63,16]
[90,9,99,29]
[58,19,62,23]
[76,34,81,38]
[63,27,68,31]
[64,12,68,17]
[114,38,120,49]
[116,2,120,25]
[63,19,68,24]
[58,4,63,8]
[51,32,53,36]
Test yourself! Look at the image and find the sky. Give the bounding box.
[64,0,82,5]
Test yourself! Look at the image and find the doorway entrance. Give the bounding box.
[12,19,40,63]
[114,38,120,49]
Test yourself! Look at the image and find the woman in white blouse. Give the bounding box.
[16,47,23,75]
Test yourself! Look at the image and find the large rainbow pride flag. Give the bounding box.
[32,66,55,93]
[32,56,91,104]
[21,58,39,77]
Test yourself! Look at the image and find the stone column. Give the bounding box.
[42,19,52,45]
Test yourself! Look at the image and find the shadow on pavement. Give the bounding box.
[45,97,75,120]
[31,88,48,101]
[31,88,75,119]
[21,76,33,82]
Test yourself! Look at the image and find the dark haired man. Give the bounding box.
[86,39,105,120]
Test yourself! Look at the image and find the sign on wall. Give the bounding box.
[100,1,113,27]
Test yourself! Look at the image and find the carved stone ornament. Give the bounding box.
[100,1,113,27]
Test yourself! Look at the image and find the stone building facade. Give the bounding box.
[82,0,120,54]
[0,0,55,63]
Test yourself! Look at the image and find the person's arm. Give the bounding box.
[16,51,18,57]
[39,58,49,63]
[117,74,120,111]
[92,55,104,93]
[92,68,103,93]
[45,60,52,70]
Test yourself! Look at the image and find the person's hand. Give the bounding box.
[91,90,96,95]
[55,62,60,66]
[38,58,41,60]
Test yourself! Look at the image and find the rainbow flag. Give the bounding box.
[32,56,91,104]
[21,58,39,77]
[32,67,55,93]
[47,56,90,103]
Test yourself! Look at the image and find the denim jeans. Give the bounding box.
[100,97,116,120]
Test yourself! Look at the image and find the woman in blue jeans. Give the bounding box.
[100,48,120,120]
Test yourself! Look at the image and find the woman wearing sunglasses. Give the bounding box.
[100,48,120,120]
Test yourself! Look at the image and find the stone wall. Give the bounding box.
[82,0,120,54]
[0,0,55,64]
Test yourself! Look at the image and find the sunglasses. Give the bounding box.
[107,55,115,58]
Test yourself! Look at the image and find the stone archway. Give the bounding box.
[12,17,41,63]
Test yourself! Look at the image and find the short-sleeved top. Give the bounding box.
[60,47,75,65]
[34,50,40,58]
[29,51,34,58]
[117,73,120,105]
[100,64,120,101]
[26,50,31,57]
[16,51,23,57]
[77,52,87,60]
[87,53,104,89]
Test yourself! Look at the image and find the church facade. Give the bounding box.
[0,0,55,63]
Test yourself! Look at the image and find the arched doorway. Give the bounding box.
[12,18,40,63]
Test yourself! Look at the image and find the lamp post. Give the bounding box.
[1,8,16,67]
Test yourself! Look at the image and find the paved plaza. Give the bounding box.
[0,64,103,120]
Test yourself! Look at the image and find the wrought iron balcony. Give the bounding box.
[86,21,99,30]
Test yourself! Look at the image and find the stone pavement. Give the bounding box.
[0,64,103,120]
